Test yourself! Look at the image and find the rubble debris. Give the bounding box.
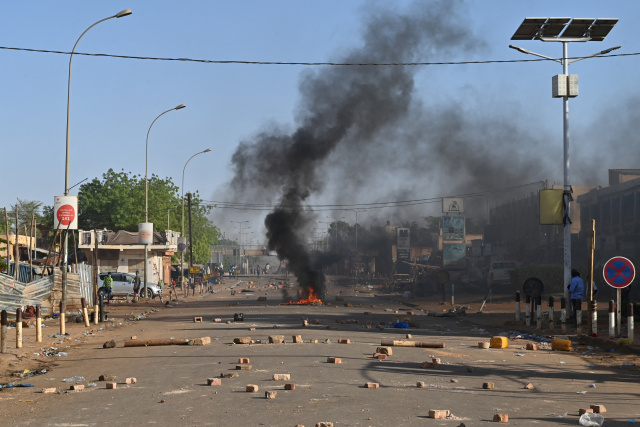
[493,413,508,423]
[233,337,251,344]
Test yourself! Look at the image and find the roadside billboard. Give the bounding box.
[397,228,410,260]
[53,196,78,230]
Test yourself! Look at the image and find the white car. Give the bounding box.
[98,273,162,299]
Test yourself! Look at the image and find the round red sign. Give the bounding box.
[603,256,635,289]
[56,204,76,226]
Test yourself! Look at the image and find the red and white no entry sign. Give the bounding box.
[603,256,635,289]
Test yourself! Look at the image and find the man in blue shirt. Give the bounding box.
[568,269,585,319]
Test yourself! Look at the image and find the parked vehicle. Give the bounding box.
[487,261,517,286]
[98,272,162,299]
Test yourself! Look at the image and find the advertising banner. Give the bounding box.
[138,222,153,244]
[443,242,466,270]
[53,196,78,230]
[397,228,410,260]
[443,216,465,241]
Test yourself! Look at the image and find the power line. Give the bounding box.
[0,45,634,66]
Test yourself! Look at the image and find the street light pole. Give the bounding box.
[510,17,619,301]
[181,148,211,292]
[63,9,131,305]
[143,104,186,298]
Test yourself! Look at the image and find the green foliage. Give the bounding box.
[77,169,220,263]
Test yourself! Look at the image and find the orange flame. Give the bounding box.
[281,286,323,305]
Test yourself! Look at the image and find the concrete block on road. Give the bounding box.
[236,364,252,370]
[285,383,295,390]
[590,404,606,414]
[193,317,203,323]
[272,374,291,381]
[239,358,250,364]
[292,335,303,343]
[417,381,426,388]
[42,388,57,394]
[526,342,539,351]
[364,382,379,388]
[493,413,508,422]
[70,384,84,391]
[125,378,137,384]
[338,339,350,344]
[265,390,277,399]
[269,335,285,344]
[376,347,392,355]
[327,357,342,364]
[99,374,117,382]
[246,384,259,392]
[106,382,117,389]
[207,378,222,386]
[579,408,594,415]
[189,337,211,346]
[316,423,334,427]
[233,337,251,344]
[428,410,450,419]
[483,382,495,389]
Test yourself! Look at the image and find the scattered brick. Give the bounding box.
[316,423,334,427]
[309,339,318,344]
[106,382,117,389]
[189,337,211,346]
[236,365,252,370]
[431,357,441,364]
[302,320,309,327]
[293,335,304,343]
[450,379,459,383]
[493,413,508,423]
[239,358,250,364]
[246,384,259,392]
[375,354,387,360]
[193,317,203,323]
[364,382,379,389]
[103,340,116,349]
[130,336,137,340]
[421,361,437,369]
[207,378,222,386]
[222,372,239,378]
[327,357,342,364]
[524,383,535,390]
[483,382,495,389]
[233,337,251,344]
[125,378,137,384]
[417,381,426,388]
[257,296,267,301]
[590,405,606,414]
[428,410,450,419]
[526,343,539,351]
[42,388,57,394]
[338,339,350,344]
[478,342,490,349]
[579,408,594,415]
[269,335,285,344]
[99,375,117,382]
[213,318,222,323]
[70,384,84,391]
[285,383,295,390]
[272,374,291,381]
[406,334,412,339]
[265,390,278,399]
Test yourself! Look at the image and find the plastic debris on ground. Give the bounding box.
[62,376,85,382]
[579,412,604,426]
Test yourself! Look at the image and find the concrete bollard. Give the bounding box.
[560,297,567,333]
[590,300,598,336]
[60,302,66,336]
[81,298,90,327]
[36,305,42,343]
[1,310,7,353]
[16,308,23,348]
[548,296,555,332]
[609,300,615,338]
[628,303,634,341]
[536,297,542,330]
[525,295,531,326]
[515,291,521,322]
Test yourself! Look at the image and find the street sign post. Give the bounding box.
[603,256,635,336]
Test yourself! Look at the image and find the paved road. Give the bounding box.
[1,279,639,426]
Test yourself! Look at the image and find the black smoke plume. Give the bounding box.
[229,1,485,296]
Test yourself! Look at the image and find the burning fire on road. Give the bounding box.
[280,286,323,305]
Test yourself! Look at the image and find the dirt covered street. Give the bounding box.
[1,276,639,426]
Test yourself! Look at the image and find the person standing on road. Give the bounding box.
[133,270,141,302]
[103,272,114,304]
[568,269,585,319]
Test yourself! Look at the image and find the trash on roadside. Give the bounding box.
[579,412,604,426]
[62,376,85,382]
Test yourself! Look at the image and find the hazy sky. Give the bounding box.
[2,1,639,243]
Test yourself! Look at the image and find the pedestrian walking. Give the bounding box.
[133,270,141,301]
[568,269,585,319]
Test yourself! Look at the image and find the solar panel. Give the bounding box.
[541,17,571,38]
[560,18,594,38]
[511,17,547,40]
[589,18,619,41]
